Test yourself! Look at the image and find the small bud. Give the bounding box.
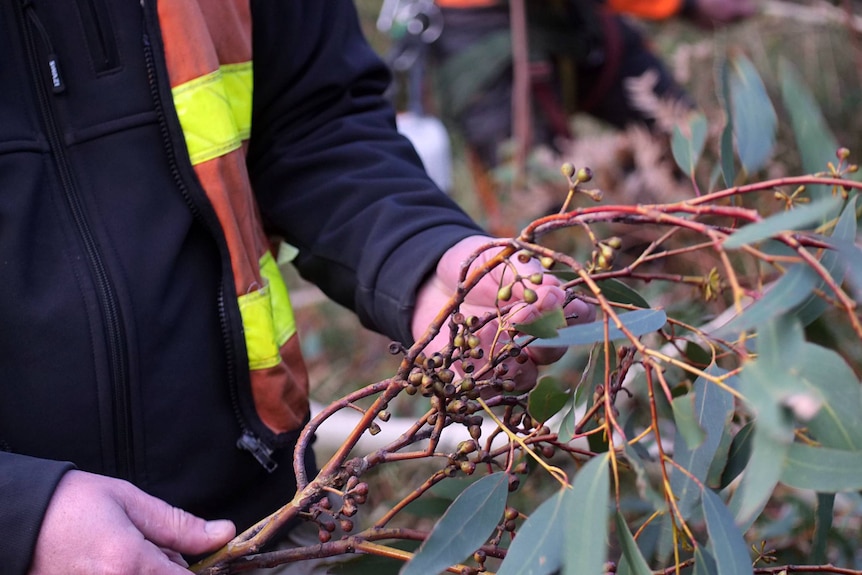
[318,529,331,543]
[837,147,851,160]
[467,334,481,349]
[606,236,622,249]
[369,422,381,435]
[576,166,593,183]
[378,410,391,422]
[438,369,455,384]
[498,284,513,302]
[528,272,544,285]
[469,425,482,440]
[460,460,476,475]
[540,256,555,269]
[523,288,538,304]
[561,162,575,178]
[504,507,519,521]
[339,519,354,533]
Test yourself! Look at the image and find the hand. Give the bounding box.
[688,0,756,27]
[413,235,595,392]
[29,470,236,575]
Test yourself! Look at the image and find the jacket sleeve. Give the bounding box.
[246,0,483,345]
[0,452,74,575]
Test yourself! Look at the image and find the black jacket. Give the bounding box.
[0,1,481,573]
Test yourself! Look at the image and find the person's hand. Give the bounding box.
[412,235,595,392]
[688,0,756,27]
[29,470,236,574]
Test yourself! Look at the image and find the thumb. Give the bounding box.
[121,487,236,555]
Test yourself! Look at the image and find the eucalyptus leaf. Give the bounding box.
[496,489,569,575]
[703,489,754,575]
[719,422,754,489]
[527,309,667,348]
[780,444,862,493]
[614,511,652,575]
[729,424,791,529]
[528,376,570,423]
[793,197,858,325]
[515,308,566,339]
[401,472,508,575]
[672,393,706,450]
[672,112,708,178]
[594,279,651,309]
[564,455,611,575]
[694,546,719,575]
[671,368,735,519]
[728,53,777,173]
[717,56,737,187]
[723,196,843,249]
[711,264,819,338]
[780,58,839,200]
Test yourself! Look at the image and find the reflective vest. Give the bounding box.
[436,0,684,20]
[157,1,309,436]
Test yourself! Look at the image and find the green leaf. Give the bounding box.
[812,493,835,563]
[719,422,754,489]
[614,511,652,575]
[780,444,862,492]
[497,489,569,575]
[793,197,858,325]
[515,308,566,339]
[728,53,777,173]
[594,279,651,309]
[672,393,706,450]
[711,264,820,338]
[717,56,737,187]
[671,368,736,519]
[779,58,840,200]
[672,112,708,178]
[556,400,577,443]
[527,309,667,348]
[528,376,570,423]
[693,546,719,575]
[622,443,664,508]
[702,489,754,575]
[564,455,611,575]
[723,196,843,248]
[729,424,791,528]
[401,472,508,575]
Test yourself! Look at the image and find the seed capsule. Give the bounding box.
[497,284,513,301]
[523,288,538,304]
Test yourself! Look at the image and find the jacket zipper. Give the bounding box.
[18,0,134,480]
[139,3,278,472]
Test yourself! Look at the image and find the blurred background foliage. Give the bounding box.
[283,1,862,569]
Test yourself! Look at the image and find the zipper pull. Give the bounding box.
[236,431,278,472]
[23,0,65,94]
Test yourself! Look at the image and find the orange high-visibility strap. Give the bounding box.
[608,0,683,19]
[157,1,309,437]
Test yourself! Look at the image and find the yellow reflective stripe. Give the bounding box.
[259,251,297,347]
[171,62,253,165]
[237,252,297,371]
[238,285,280,370]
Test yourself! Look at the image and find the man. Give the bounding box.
[431,0,756,168]
[0,1,590,574]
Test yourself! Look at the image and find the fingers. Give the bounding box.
[122,485,236,556]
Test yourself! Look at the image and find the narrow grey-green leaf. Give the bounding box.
[717,57,737,187]
[515,308,566,339]
[694,546,719,575]
[671,369,735,519]
[779,58,839,200]
[672,112,708,177]
[780,444,862,492]
[719,422,754,489]
[723,196,843,248]
[614,511,652,575]
[594,279,650,309]
[528,376,570,423]
[729,53,776,173]
[812,493,834,564]
[729,425,791,528]
[497,489,569,575]
[401,472,508,575]
[527,309,667,348]
[793,198,858,325]
[672,393,706,450]
[711,265,819,338]
[564,455,611,575]
[703,489,754,575]
[556,401,576,443]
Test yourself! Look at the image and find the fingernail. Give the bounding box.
[205,519,235,539]
[541,289,561,310]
